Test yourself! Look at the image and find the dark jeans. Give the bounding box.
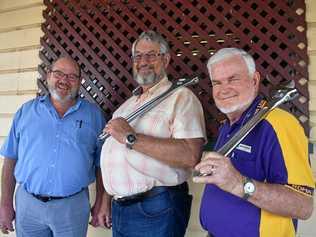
[112,185,192,237]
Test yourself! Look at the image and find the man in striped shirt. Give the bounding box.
[98,30,206,237]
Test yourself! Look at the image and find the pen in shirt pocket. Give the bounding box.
[76,120,82,128]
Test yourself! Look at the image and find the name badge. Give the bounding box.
[236,144,252,153]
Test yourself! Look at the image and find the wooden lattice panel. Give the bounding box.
[39,0,309,138]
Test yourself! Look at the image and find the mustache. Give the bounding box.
[56,80,70,86]
[137,64,155,70]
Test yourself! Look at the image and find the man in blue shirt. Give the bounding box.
[0,57,110,237]
[193,48,315,237]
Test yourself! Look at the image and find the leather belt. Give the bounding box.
[31,189,84,202]
[114,182,188,205]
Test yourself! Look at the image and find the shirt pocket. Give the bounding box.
[75,120,96,146]
[136,110,171,137]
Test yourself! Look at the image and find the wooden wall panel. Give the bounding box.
[0,72,38,93]
[0,6,44,31]
[0,95,35,114]
[0,49,40,71]
[0,0,42,11]
[0,28,43,51]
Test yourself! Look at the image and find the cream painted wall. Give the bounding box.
[0,1,43,237]
[307,0,316,143]
[297,1,316,236]
[0,1,315,237]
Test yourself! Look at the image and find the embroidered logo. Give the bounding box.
[236,144,252,153]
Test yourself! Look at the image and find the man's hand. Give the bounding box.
[0,204,15,234]
[90,194,112,229]
[103,117,135,144]
[193,151,244,197]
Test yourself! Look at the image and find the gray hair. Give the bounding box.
[206,48,256,80]
[132,30,170,56]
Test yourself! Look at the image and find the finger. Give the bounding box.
[7,224,14,232]
[105,215,112,229]
[111,117,123,124]
[89,223,97,228]
[195,158,218,170]
[116,117,127,123]
[202,151,224,159]
[1,227,9,234]
[193,175,215,184]
[1,223,14,232]
[198,165,216,176]
[89,220,98,227]
[98,215,108,229]
[201,151,212,160]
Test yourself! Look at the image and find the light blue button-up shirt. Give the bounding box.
[0,95,106,196]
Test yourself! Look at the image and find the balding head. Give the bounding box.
[51,57,81,77]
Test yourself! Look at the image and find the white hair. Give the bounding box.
[207,48,256,80]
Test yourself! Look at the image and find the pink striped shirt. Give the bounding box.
[100,77,206,198]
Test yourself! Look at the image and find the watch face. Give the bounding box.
[127,134,136,143]
[244,182,255,194]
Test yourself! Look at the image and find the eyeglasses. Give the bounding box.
[131,52,164,63]
[50,70,80,82]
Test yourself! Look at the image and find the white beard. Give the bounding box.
[217,89,256,114]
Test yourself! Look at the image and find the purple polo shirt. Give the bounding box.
[200,96,314,237]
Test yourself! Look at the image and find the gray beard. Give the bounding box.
[133,69,166,86]
[134,72,157,85]
[48,85,78,104]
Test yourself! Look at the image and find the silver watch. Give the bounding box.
[125,133,137,149]
[243,177,256,200]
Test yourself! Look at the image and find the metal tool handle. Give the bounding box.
[194,81,298,177]
[99,76,199,140]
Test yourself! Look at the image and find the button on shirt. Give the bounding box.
[101,77,206,198]
[0,95,106,196]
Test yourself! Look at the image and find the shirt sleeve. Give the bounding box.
[0,107,23,160]
[93,108,107,167]
[171,88,206,140]
[265,109,315,196]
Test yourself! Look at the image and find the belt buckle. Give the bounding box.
[46,196,53,202]
[33,194,58,202]
[38,195,51,202]
[115,192,145,204]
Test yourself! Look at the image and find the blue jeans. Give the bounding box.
[15,186,90,237]
[112,185,192,237]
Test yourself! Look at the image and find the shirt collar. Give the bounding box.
[136,77,171,102]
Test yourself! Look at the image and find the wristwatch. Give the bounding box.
[125,133,137,149]
[243,176,256,200]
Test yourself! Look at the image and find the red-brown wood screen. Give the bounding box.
[38,0,309,138]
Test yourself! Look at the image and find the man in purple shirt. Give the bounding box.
[193,48,314,237]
